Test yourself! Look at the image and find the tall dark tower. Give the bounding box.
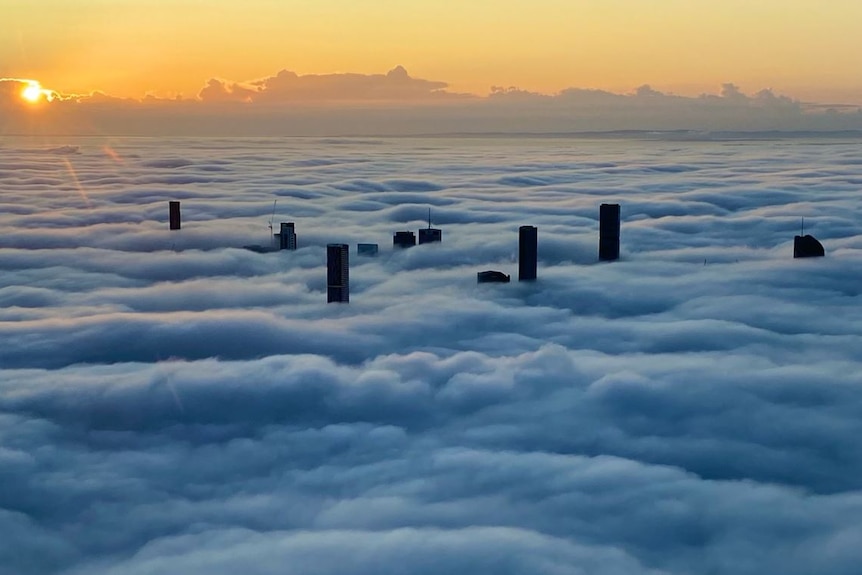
[393,231,416,248]
[418,208,442,244]
[327,244,349,303]
[793,217,825,258]
[169,201,181,230]
[519,225,537,281]
[793,235,824,258]
[599,203,620,261]
[280,222,297,250]
[418,228,442,244]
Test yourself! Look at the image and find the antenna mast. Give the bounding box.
[801,217,804,236]
[428,207,431,229]
[269,200,278,247]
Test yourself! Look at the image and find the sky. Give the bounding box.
[3,0,862,103]
[1,135,862,574]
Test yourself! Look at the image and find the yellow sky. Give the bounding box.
[3,0,861,103]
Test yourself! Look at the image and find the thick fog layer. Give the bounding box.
[1,135,861,574]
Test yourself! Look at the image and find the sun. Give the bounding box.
[21,81,52,104]
[22,83,42,103]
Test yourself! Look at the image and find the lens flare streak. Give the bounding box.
[62,157,92,209]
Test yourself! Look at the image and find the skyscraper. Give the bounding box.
[418,208,442,244]
[169,201,181,230]
[279,222,297,250]
[477,270,511,283]
[393,231,416,248]
[599,203,620,261]
[519,225,537,281]
[357,243,379,256]
[327,244,349,303]
[793,235,825,258]
[793,218,825,258]
[418,228,442,244]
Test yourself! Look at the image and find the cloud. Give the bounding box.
[197,66,453,104]
[1,135,862,574]
[0,78,29,98]
[0,78,42,114]
[720,82,747,101]
[0,78,79,108]
[3,67,860,135]
[197,78,257,103]
[71,527,665,575]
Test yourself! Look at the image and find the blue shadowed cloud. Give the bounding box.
[1,135,861,574]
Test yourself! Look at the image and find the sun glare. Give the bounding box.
[21,81,52,104]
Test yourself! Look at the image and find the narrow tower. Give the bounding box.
[327,244,349,303]
[169,201,181,230]
[599,203,620,261]
[519,225,537,281]
[280,222,297,250]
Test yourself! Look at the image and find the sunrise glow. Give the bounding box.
[3,0,861,104]
[20,80,52,104]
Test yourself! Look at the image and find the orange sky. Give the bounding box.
[2,0,862,103]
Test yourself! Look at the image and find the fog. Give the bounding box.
[1,135,861,574]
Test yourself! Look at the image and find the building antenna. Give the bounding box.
[800,216,804,236]
[428,207,432,229]
[268,199,278,248]
[268,199,278,234]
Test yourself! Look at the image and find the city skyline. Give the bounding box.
[2,6,861,572]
